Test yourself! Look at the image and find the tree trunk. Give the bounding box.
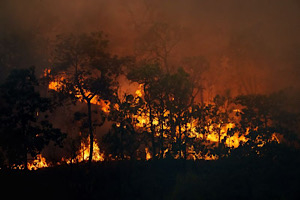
[183,123,188,160]
[169,110,176,157]
[178,122,182,159]
[149,105,156,159]
[159,115,164,159]
[218,128,221,148]
[87,101,93,166]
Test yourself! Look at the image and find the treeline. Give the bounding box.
[0,32,299,169]
[103,64,300,161]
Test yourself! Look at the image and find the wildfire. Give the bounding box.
[145,147,152,160]
[76,137,104,162]
[25,137,105,170]
[135,84,143,97]
[62,137,104,164]
[204,123,247,148]
[48,77,64,90]
[46,69,110,112]
[28,154,49,170]
[42,68,281,164]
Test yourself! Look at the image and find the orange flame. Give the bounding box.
[43,68,280,163]
[145,147,151,160]
[62,137,104,164]
[135,84,143,97]
[27,154,49,170]
[46,70,109,112]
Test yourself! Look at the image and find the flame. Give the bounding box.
[204,154,218,160]
[91,98,110,113]
[26,137,105,169]
[27,154,49,170]
[46,70,109,112]
[145,147,151,160]
[62,137,104,164]
[43,68,281,163]
[135,84,143,97]
[48,78,64,90]
[76,137,104,162]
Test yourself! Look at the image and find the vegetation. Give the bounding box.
[0,67,65,169]
[0,30,299,199]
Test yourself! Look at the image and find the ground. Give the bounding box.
[1,157,299,200]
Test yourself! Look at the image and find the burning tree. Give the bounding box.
[127,64,162,159]
[126,65,202,159]
[49,32,124,165]
[102,94,144,160]
[232,93,288,158]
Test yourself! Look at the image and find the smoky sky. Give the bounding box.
[1,0,300,98]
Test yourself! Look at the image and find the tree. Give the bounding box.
[50,32,124,165]
[128,65,197,159]
[127,64,162,159]
[192,103,214,159]
[0,67,65,169]
[164,68,195,159]
[103,94,143,160]
[233,94,282,158]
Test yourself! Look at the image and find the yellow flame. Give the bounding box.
[62,137,104,164]
[47,73,109,112]
[27,154,49,170]
[145,147,151,160]
[48,78,64,90]
[135,84,143,97]
[44,70,281,162]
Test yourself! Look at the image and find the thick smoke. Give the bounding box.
[1,0,299,95]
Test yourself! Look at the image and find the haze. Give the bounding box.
[1,0,299,102]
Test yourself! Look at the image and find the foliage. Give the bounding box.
[49,32,127,164]
[102,94,144,160]
[49,32,120,103]
[104,64,300,161]
[0,31,299,167]
[0,67,65,169]
[232,93,299,158]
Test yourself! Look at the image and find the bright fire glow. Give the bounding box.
[145,147,151,160]
[28,154,49,170]
[43,68,280,163]
[62,137,104,164]
[135,84,143,97]
[47,72,109,112]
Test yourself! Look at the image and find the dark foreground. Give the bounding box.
[1,156,299,200]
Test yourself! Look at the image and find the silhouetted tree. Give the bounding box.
[127,64,162,159]
[103,94,144,160]
[192,104,214,159]
[163,67,195,159]
[0,67,65,169]
[128,65,198,159]
[233,94,282,158]
[50,32,124,165]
